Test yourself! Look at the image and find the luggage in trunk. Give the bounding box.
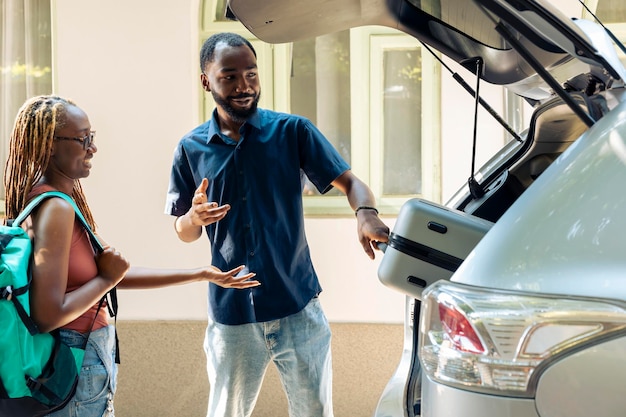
[378,198,493,299]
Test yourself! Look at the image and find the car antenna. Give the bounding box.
[466,56,486,199]
[577,0,626,56]
[420,41,523,143]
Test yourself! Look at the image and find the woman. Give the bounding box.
[3,95,259,416]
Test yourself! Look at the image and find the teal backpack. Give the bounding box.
[0,191,113,417]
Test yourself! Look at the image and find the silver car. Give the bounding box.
[228,0,626,416]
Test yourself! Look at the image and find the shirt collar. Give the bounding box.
[207,108,262,144]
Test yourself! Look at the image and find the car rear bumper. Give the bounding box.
[421,376,539,417]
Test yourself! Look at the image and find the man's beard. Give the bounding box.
[212,90,261,124]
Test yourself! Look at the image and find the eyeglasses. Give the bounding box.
[54,131,96,150]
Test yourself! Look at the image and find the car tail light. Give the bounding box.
[438,303,486,354]
[419,281,626,397]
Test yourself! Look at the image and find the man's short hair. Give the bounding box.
[200,32,257,71]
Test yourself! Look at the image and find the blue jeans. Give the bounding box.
[48,325,117,417]
[204,297,333,417]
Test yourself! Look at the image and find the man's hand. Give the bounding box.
[331,170,391,260]
[356,210,390,260]
[188,178,231,226]
[175,178,230,242]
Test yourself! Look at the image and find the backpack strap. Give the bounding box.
[13,191,104,252]
[1,281,39,335]
[9,192,119,344]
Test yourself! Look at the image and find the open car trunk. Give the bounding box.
[226,0,626,415]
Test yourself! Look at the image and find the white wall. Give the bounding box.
[51,0,407,323]
[51,0,506,324]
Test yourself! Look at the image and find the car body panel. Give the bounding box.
[419,46,626,417]
[374,298,417,417]
[452,97,626,300]
[421,377,539,417]
[535,336,626,417]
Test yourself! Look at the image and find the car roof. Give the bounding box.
[228,0,625,100]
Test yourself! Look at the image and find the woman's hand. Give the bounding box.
[96,246,130,287]
[200,265,260,289]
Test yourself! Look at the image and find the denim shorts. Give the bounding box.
[47,325,117,417]
[204,297,333,417]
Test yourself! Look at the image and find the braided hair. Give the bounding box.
[4,95,96,229]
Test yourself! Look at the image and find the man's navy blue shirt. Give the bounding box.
[165,108,350,325]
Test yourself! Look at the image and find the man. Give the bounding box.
[165,32,389,417]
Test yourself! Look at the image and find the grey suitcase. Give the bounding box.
[378,198,493,299]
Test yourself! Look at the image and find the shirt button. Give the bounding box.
[249,251,255,256]
[242,196,247,201]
